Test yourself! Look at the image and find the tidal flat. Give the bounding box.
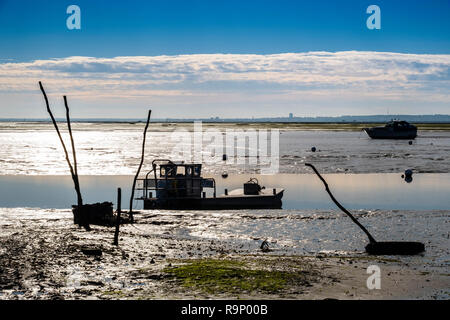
[0,122,448,299]
[0,122,449,175]
[0,208,448,300]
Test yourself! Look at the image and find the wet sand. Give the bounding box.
[1,209,448,300]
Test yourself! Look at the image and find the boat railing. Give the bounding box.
[136,176,216,199]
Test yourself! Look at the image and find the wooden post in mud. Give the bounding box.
[305,163,377,244]
[306,163,426,255]
[64,95,82,207]
[39,81,83,208]
[129,110,152,222]
[113,188,121,245]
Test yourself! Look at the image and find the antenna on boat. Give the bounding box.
[129,109,152,221]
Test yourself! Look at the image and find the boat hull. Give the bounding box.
[363,128,417,139]
[144,190,284,210]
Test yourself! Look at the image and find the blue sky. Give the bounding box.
[0,0,449,118]
[1,0,449,60]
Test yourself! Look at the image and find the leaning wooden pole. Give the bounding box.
[129,110,152,221]
[305,163,377,244]
[64,95,83,207]
[39,81,83,207]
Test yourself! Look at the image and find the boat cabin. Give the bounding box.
[135,159,283,210]
[384,120,416,130]
[137,159,216,201]
[363,120,418,139]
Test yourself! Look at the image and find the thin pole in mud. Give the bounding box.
[305,163,377,244]
[129,110,152,221]
[63,95,82,207]
[39,81,83,207]
[114,188,121,245]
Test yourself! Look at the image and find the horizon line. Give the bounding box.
[1,114,449,123]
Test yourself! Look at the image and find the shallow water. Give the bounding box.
[0,122,449,175]
[1,173,449,210]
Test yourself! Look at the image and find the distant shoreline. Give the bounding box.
[1,121,450,131]
[1,114,450,124]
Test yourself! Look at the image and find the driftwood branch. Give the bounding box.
[305,163,377,244]
[129,110,152,220]
[39,81,83,207]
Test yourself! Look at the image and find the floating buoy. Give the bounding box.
[221,172,228,178]
[408,141,413,145]
[404,169,413,183]
[311,147,316,152]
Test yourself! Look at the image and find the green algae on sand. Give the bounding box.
[164,258,314,294]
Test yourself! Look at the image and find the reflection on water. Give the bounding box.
[1,173,449,210]
[0,122,449,175]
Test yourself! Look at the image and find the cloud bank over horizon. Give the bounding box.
[1,51,449,118]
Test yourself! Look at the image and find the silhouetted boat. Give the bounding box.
[134,159,284,210]
[363,120,417,139]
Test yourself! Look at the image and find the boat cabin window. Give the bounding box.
[193,165,201,177]
[159,163,201,178]
[160,165,176,178]
[176,166,185,176]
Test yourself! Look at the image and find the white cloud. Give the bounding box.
[0,51,449,117]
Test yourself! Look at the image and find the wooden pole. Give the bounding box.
[39,81,83,207]
[305,163,377,244]
[129,110,151,221]
[64,95,83,207]
[114,188,121,245]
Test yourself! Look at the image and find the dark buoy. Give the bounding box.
[408,141,413,145]
[222,154,227,161]
[221,172,228,178]
[403,169,413,183]
[311,147,316,152]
